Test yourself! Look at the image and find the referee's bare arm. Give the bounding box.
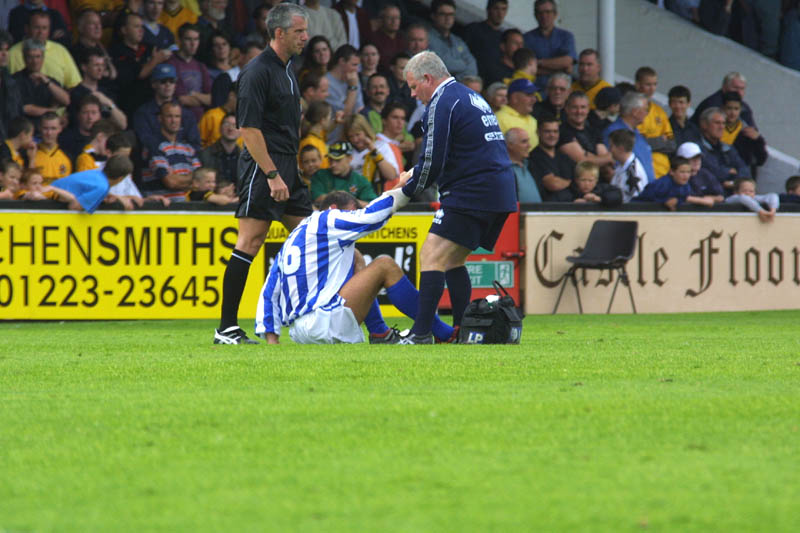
[240,127,290,202]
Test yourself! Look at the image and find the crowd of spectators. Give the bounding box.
[0,0,798,215]
[654,0,800,73]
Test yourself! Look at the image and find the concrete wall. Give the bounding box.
[454,0,799,192]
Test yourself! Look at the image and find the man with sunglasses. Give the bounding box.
[133,62,201,152]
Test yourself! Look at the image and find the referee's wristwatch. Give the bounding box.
[265,170,279,180]
[347,85,359,92]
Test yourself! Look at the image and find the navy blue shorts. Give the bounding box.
[429,207,510,251]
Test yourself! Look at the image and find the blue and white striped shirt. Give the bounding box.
[255,192,404,336]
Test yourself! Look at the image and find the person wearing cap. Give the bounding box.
[571,49,611,109]
[310,141,377,206]
[523,0,576,87]
[588,86,620,134]
[678,141,724,202]
[496,78,539,153]
[133,61,201,152]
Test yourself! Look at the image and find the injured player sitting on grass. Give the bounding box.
[255,172,455,344]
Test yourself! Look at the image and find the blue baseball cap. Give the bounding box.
[152,63,177,81]
[507,78,537,96]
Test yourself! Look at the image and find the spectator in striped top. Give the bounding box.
[141,101,202,199]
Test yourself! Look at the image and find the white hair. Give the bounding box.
[619,91,648,116]
[723,71,746,86]
[404,51,450,82]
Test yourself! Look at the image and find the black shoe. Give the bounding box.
[369,327,402,344]
[213,326,259,345]
[397,330,435,345]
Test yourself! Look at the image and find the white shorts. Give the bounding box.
[289,302,365,344]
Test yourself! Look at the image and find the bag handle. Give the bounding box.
[492,280,511,298]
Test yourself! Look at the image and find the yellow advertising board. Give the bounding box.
[0,210,434,320]
[523,212,800,314]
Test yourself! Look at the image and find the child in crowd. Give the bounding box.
[721,91,767,173]
[779,176,800,204]
[299,144,323,188]
[725,178,779,223]
[634,66,675,179]
[215,180,235,198]
[667,85,702,147]
[504,48,542,100]
[638,156,715,210]
[608,129,647,202]
[300,100,336,169]
[0,160,22,199]
[75,120,118,172]
[550,161,622,206]
[49,155,135,213]
[15,168,78,207]
[0,117,36,169]
[186,167,237,205]
[34,112,72,184]
[105,133,171,209]
[676,142,724,203]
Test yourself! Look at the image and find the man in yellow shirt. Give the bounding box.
[495,78,539,152]
[571,49,611,109]
[634,66,674,178]
[160,0,199,41]
[34,112,72,184]
[8,11,82,89]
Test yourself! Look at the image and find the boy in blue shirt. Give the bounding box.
[50,155,134,213]
[638,156,715,211]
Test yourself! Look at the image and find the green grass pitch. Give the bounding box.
[1,312,799,532]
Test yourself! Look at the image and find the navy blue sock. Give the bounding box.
[411,271,445,336]
[446,266,472,327]
[387,276,453,340]
[364,298,388,334]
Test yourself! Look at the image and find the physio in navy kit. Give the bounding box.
[214,3,311,345]
[399,51,518,344]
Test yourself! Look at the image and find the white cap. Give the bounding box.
[676,142,702,159]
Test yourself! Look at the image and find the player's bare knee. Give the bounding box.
[353,249,367,272]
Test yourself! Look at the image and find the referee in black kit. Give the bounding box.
[214,3,311,344]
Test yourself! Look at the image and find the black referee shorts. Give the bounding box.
[235,151,312,222]
[429,206,509,251]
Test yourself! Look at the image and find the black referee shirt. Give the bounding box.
[236,46,301,156]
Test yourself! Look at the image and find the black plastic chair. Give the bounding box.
[552,220,638,314]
